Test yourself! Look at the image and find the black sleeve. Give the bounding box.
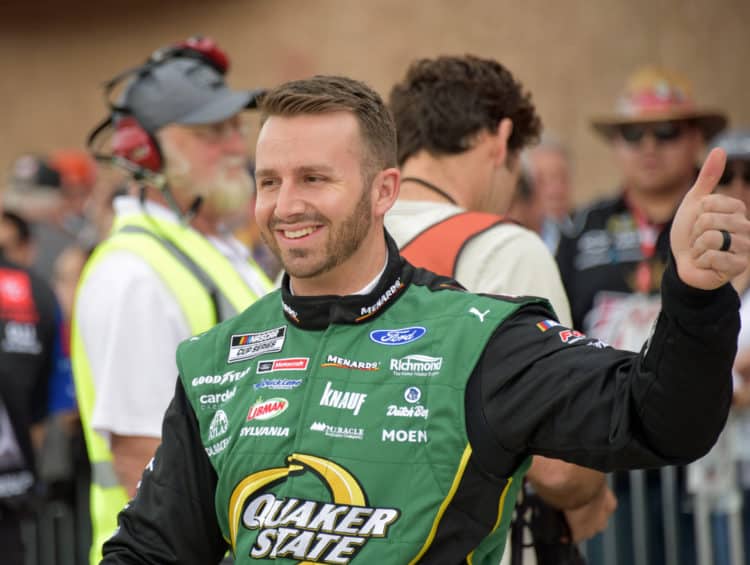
[30,278,59,424]
[101,379,228,564]
[469,258,738,476]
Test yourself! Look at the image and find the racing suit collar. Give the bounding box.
[280,231,411,330]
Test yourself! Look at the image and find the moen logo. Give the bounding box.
[369,326,426,346]
[247,398,289,421]
[382,429,428,443]
[229,454,400,562]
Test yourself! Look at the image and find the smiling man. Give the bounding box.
[100,75,747,565]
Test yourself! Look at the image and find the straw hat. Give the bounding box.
[591,66,727,140]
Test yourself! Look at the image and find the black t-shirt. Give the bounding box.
[0,256,58,503]
[556,194,672,334]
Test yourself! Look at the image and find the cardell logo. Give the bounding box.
[369,326,426,346]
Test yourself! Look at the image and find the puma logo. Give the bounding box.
[469,307,490,322]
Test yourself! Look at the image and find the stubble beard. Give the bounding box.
[263,186,373,280]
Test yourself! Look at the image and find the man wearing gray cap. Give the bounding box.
[71,36,273,565]
[711,130,750,213]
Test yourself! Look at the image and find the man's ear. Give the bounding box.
[371,167,401,217]
[493,118,514,167]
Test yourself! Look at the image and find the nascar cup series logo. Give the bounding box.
[229,454,400,563]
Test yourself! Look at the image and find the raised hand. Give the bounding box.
[670,148,750,290]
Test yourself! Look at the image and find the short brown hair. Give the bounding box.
[389,55,542,166]
[259,75,398,179]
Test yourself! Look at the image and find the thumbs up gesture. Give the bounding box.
[671,148,750,290]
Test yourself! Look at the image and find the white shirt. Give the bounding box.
[385,200,572,327]
[77,196,269,443]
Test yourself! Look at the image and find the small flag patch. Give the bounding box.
[536,319,560,332]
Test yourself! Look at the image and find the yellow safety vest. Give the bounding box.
[71,212,272,565]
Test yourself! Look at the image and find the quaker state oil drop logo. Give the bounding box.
[229,454,400,562]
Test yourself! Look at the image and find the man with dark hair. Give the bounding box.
[386,55,610,565]
[101,74,746,565]
[0,211,35,267]
[386,55,569,317]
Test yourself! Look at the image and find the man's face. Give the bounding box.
[159,114,254,222]
[254,112,377,283]
[612,120,703,194]
[529,148,572,219]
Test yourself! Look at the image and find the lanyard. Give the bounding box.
[626,195,665,294]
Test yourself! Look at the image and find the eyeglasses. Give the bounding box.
[718,164,750,186]
[617,121,686,145]
[188,115,249,143]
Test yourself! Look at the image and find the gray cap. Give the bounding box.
[709,129,750,161]
[121,57,262,132]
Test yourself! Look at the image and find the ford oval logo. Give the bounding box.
[369,327,426,346]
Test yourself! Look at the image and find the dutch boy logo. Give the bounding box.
[369,326,426,346]
[404,386,421,404]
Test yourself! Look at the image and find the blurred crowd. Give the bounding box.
[1,36,749,565]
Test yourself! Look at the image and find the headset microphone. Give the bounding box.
[91,152,167,190]
[184,195,204,224]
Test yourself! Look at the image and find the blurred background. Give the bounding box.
[1,2,749,565]
[1,0,748,204]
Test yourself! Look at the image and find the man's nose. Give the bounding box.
[274,181,308,219]
[638,133,659,152]
[221,128,248,155]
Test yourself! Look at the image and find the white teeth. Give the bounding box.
[284,227,315,239]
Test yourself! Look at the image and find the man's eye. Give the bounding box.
[258,178,278,188]
[305,175,324,183]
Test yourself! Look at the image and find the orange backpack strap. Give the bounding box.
[401,211,508,278]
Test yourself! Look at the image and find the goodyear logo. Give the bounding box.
[229,454,400,562]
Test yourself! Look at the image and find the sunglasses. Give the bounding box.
[718,164,750,186]
[617,121,686,144]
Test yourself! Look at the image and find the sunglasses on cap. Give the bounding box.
[718,163,750,186]
[617,121,687,144]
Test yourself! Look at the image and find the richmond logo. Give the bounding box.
[229,454,400,562]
